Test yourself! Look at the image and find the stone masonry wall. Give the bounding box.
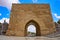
[6,4,56,36]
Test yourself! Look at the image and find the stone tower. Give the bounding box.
[6,4,56,36]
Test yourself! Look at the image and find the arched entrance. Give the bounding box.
[27,25,36,36]
[25,20,41,36]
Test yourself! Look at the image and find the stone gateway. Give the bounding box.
[6,4,56,36]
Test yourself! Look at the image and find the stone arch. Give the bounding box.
[25,20,41,36]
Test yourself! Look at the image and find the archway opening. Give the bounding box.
[27,25,36,36]
[25,20,41,36]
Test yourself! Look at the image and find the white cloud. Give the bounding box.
[11,0,20,3]
[0,18,10,23]
[32,0,38,3]
[0,13,2,16]
[54,13,60,19]
[0,0,21,10]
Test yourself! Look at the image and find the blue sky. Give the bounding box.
[0,0,60,23]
